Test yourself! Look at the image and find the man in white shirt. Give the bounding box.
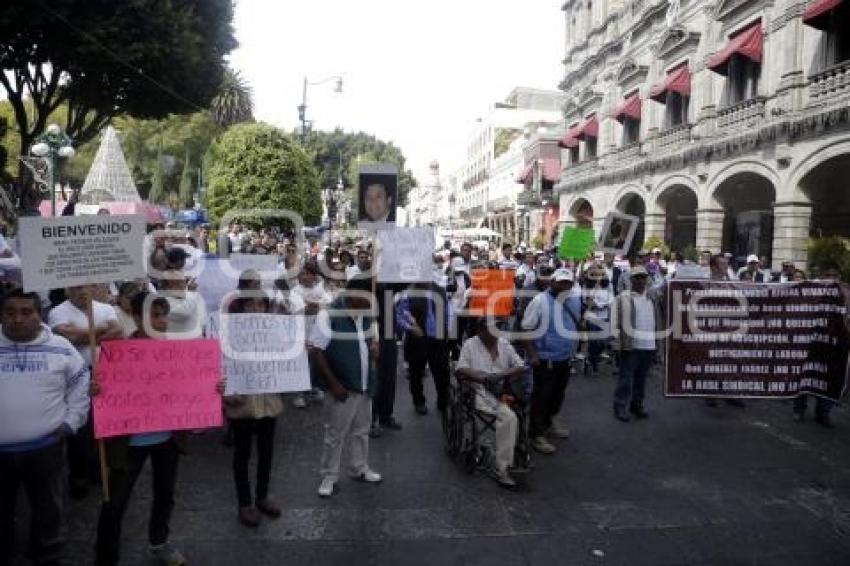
[0,289,89,566]
[288,263,332,408]
[611,266,658,422]
[159,270,208,339]
[309,276,382,498]
[456,319,525,488]
[48,284,122,497]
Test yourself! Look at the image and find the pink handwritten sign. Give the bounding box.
[93,339,222,439]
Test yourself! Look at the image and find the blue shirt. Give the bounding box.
[128,431,172,447]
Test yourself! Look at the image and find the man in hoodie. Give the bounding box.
[0,289,90,566]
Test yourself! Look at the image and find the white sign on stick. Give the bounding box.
[195,254,280,314]
[376,227,434,283]
[221,314,310,395]
[19,214,146,291]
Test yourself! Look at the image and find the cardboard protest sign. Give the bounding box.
[467,269,515,317]
[358,163,398,230]
[92,339,222,439]
[376,227,434,283]
[18,214,146,291]
[597,211,639,256]
[195,254,279,314]
[665,280,850,401]
[221,314,310,395]
[558,227,596,260]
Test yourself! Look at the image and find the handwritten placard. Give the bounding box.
[376,227,435,283]
[558,227,596,260]
[92,339,222,439]
[221,314,310,395]
[467,269,515,317]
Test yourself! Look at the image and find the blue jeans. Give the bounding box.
[586,322,610,371]
[614,349,654,411]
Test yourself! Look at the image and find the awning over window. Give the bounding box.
[649,65,691,103]
[707,21,763,75]
[803,0,843,30]
[541,158,561,182]
[575,115,599,140]
[611,93,642,122]
[558,124,581,149]
[515,163,533,184]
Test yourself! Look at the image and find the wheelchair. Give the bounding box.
[441,367,533,482]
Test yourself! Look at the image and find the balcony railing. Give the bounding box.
[650,123,692,153]
[516,190,541,207]
[809,59,850,104]
[606,141,642,162]
[563,158,599,178]
[716,96,766,130]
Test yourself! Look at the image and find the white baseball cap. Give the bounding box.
[651,247,662,254]
[747,254,760,263]
[552,268,574,282]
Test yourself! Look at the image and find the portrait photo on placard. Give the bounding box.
[597,211,640,256]
[358,164,398,228]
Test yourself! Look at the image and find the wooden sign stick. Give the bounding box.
[87,298,110,502]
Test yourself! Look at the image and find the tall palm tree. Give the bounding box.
[210,68,254,127]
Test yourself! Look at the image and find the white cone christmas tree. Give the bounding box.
[81,126,141,203]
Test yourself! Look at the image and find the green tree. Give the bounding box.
[0,0,236,158]
[206,123,321,225]
[148,137,165,204]
[210,68,254,127]
[178,151,194,208]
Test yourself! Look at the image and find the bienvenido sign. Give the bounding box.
[665,280,850,401]
[18,214,146,292]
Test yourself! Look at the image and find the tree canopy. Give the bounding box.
[205,123,321,226]
[210,68,254,128]
[0,0,236,157]
[303,129,417,208]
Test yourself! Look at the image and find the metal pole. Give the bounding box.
[300,76,308,143]
[49,152,55,217]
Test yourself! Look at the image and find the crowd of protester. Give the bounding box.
[0,219,845,566]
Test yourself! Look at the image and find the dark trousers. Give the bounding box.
[95,439,179,566]
[0,442,65,566]
[374,339,398,422]
[230,417,276,508]
[793,394,834,417]
[530,360,572,437]
[614,349,654,411]
[405,336,451,410]
[66,409,94,485]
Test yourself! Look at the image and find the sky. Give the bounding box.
[229,0,564,183]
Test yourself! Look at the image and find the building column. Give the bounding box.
[771,202,812,272]
[644,213,666,243]
[696,208,724,253]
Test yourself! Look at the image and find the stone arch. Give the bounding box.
[708,160,780,208]
[711,167,777,266]
[791,141,850,239]
[654,179,699,254]
[567,197,595,228]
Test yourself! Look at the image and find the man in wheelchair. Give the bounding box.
[455,317,528,488]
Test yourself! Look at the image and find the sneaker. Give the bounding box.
[547,423,570,439]
[531,436,556,454]
[629,406,649,419]
[293,395,307,409]
[317,477,335,497]
[352,469,382,483]
[238,506,261,527]
[147,542,186,566]
[614,408,630,422]
[309,389,325,403]
[256,498,281,518]
[495,470,517,489]
[369,422,383,438]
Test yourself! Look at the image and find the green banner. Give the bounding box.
[558,227,596,260]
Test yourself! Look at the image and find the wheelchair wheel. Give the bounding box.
[442,386,462,458]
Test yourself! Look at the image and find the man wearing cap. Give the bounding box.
[521,267,581,454]
[737,255,768,282]
[611,265,662,422]
[773,261,796,283]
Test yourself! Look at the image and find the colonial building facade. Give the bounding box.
[556,0,850,269]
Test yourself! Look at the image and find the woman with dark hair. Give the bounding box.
[222,271,284,527]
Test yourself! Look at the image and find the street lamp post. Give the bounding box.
[31,123,75,216]
[298,75,343,143]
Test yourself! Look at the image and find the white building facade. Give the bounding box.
[556,0,850,269]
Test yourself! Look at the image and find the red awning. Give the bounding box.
[707,22,763,75]
[803,0,843,30]
[515,163,533,184]
[558,123,581,148]
[650,65,691,103]
[611,93,642,122]
[541,158,561,182]
[575,115,599,140]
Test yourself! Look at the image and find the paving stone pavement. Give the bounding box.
[12,360,850,565]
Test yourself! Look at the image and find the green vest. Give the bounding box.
[323,298,377,396]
